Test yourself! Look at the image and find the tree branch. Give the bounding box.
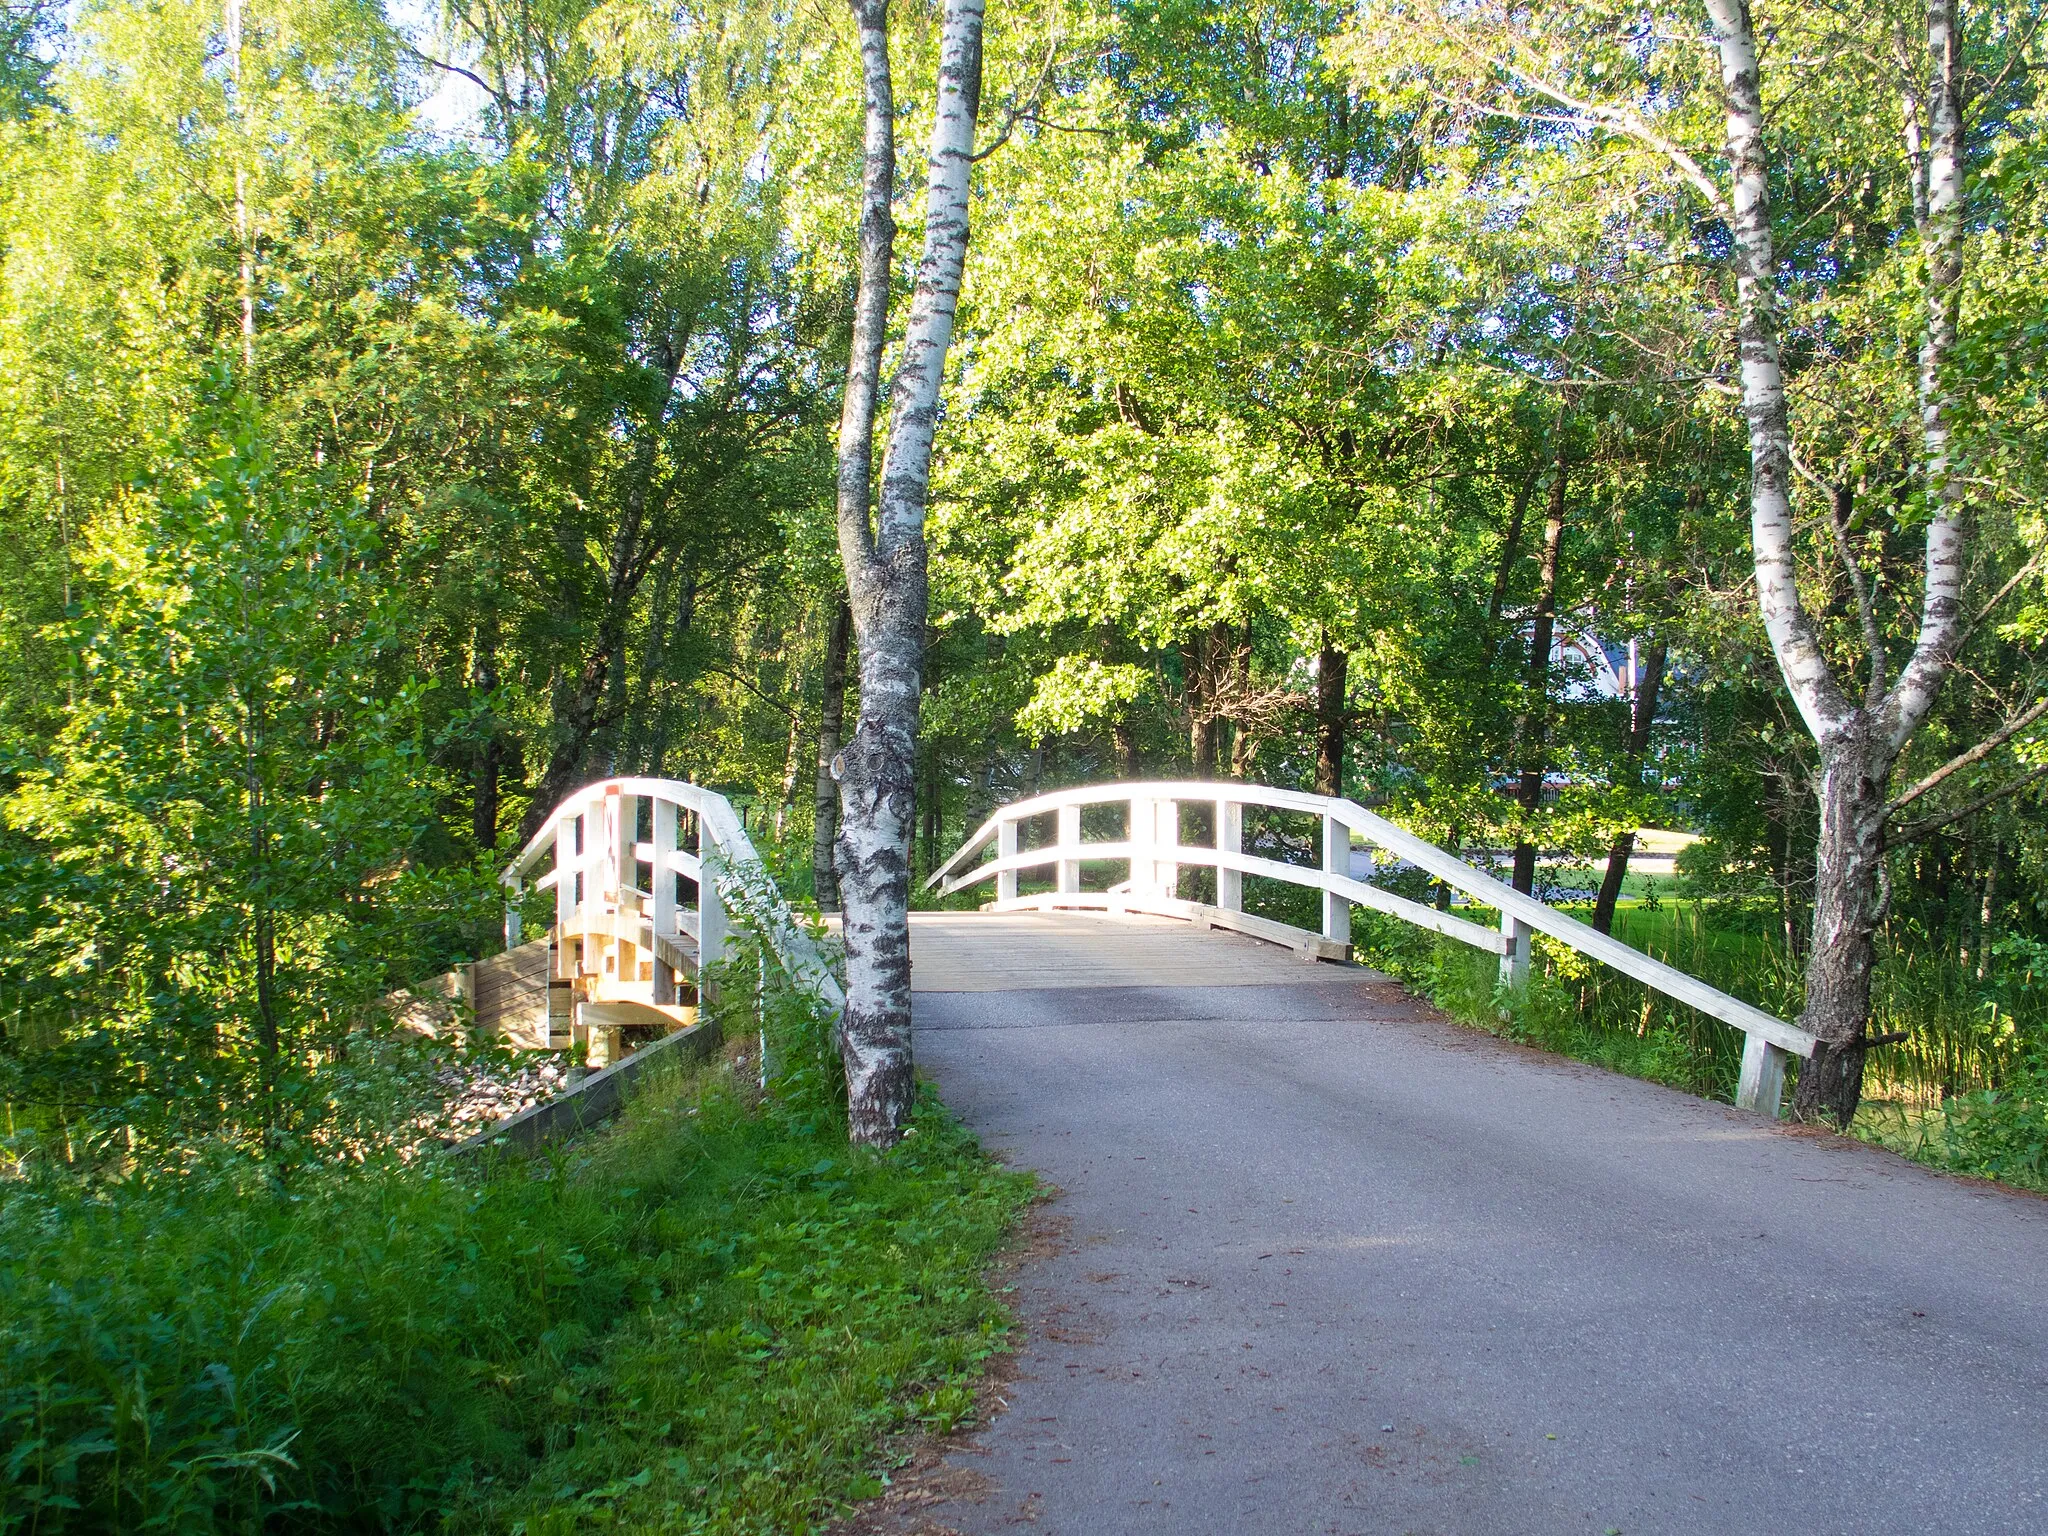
[1790,451,1886,702]
[1886,693,2048,816]
[1885,762,2048,848]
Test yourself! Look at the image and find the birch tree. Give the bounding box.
[834,0,986,1145]
[1349,0,2039,1123]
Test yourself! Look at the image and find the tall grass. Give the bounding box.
[1347,886,2048,1189]
[1,964,1033,1533]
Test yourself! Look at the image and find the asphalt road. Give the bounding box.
[883,912,2048,1536]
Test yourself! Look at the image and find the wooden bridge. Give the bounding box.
[456,782,2048,1536]
[455,777,839,1072]
[473,776,1812,1117]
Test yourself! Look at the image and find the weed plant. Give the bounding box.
[0,959,1032,1533]
[1345,876,2048,1189]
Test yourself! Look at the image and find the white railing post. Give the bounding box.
[1500,910,1531,991]
[1321,813,1351,950]
[1127,794,1152,894]
[580,793,603,914]
[611,787,635,900]
[1216,798,1242,912]
[700,822,729,971]
[1736,1033,1788,1117]
[997,815,1020,903]
[505,880,522,948]
[554,817,574,951]
[652,795,679,1003]
[1057,804,1081,893]
[1160,799,1182,897]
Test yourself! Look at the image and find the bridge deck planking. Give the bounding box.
[909,911,1365,993]
[877,910,2048,1536]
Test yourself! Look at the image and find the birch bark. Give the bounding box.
[834,0,985,1146]
[1703,0,1969,1122]
[812,597,851,912]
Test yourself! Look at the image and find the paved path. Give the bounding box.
[883,911,2048,1536]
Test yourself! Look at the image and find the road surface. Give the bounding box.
[866,910,2048,1536]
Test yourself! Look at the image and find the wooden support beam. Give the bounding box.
[1217,798,1242,912]
[1057,804,1081,894]
[1322,813,1351,951]
[1736,1034,1788,1118]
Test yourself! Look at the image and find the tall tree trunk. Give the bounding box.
[471,628,504,853]
[1228,616,1255,777]
[812,597,852,911]
[1705,0,1968,1123]
[1315,629,1346,798]
[1511,446,1568,895]
[833,0,983,1147]
[1796,722,1893,1124]
[1112,718,1138,777]
[1592,639,1668,934]
[1487,462,1540,624]
[1184,629,1219,775]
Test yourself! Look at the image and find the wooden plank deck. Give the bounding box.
[908,910,1350,993]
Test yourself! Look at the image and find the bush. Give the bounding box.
[1,1032,1031,1533]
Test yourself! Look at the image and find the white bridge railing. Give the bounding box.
[927,781,1813,1116]
[500,777,842,1066]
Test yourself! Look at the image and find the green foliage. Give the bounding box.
[1,389,498,1163]
[0,1047,1031,1533]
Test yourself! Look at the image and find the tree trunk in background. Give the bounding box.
[1184,629,1219,775]
[1228,617,1255,777]
[774,653,806,840]
[471,637,503,852]
[833,0,984,1147]
[1315,630,1346,798]
[923,743,942,876]
[1592,639,1667,934]
[1975,845,1999,980]
[1487,463,1540,624]
[644,572,698,778]
[812,597,852,911]
[1112,718,1137,776]
[526,599,631,836]
[1511,447,1567,896]
[1705,0,1968,1123]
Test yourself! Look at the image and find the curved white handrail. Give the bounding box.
[502,777,843,1047]
[927,780,1810,1114]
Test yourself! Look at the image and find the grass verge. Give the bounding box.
[1347,893,2048,1192]
[2,1047,1034,1534]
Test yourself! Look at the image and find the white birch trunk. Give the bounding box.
[1703,0,1848,745]
[1886,0,1968,754]
[1703,0,1970,1123]
[833,0,985,1146]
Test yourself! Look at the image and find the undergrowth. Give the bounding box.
[1,956,1034,1534]
[1349,891,2048,1191]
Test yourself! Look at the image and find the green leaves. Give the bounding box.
[1,388,476,1163]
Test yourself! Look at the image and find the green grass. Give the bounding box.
[1,1041,1033,1533]
[1351,888,2048,1193]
